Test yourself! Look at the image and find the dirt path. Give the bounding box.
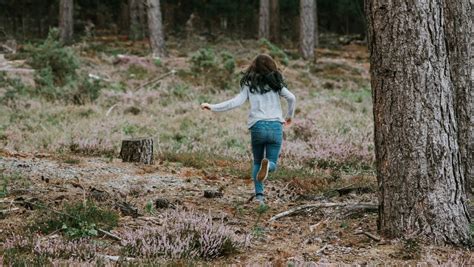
[0,154,472,265]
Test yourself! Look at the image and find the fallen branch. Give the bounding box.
[355,230,381,242]
[316,244,328,255]
[269,202,377,222]
[98,229,122,241]
[133,69,176,92]
[97,254,135,262]
[0,207,20,213]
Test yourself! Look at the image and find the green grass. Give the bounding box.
[32,201,119,239]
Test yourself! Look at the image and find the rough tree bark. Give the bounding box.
[258,0,270,40]
[120,138,154,164]
[365,0,470,245]
[299,0,315,60]
[59,0,74,44]
[444,0,473,196]
[270,0,279,42]
[146,0,166,57]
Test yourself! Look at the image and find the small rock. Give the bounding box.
[154,198,174,209]
[203,190,223,198]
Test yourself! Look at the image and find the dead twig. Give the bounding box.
[0,207,20,213]
[316,244,328,255]
[98,229,122,241]
[269,202,377,222]
[97,254,134,262]
[355,230,381,242]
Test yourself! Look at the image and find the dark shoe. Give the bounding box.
[257,159,269,182]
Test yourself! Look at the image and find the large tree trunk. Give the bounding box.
[365,0,470,245]
[258,0,270,39]
[299,0,315,60]
[269,0,279,42]
[129,0,145,40]
[146,0,166,57]
[443,0,473,196]
[59,0,73,44]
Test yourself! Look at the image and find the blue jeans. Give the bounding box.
[250,121,283,196]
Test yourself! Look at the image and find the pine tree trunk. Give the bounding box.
[314,0,319,48]
[299,0,314,60]
[59,0,74,44]
[270,0,279,42]
[120,138,154,164]
[443,0,473,195]
[129,0,145,40]
[365,0,470,245]
[258,0,270,40]
[146,0,166,57]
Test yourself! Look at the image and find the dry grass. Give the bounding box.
[0,40,373,178]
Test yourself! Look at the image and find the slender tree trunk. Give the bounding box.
[299,0,315,60]
[146,0,166,57]
[259,0,270,39]
[365,0,470,245]
[443,0,473,196]
[119,1,130,35]
[314,0,319,48]
[129,0,145,40]
[270,0,279,42]
[59,0,74,44]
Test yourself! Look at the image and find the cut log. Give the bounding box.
[120,138,154,164]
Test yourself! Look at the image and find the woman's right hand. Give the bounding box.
[200,103,211,110]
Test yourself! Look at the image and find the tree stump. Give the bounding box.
[120,138,154,164]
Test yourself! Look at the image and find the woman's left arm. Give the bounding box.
[280,87,296,120]
[206,87,249,112]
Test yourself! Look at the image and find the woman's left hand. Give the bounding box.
[200,103,211,110]
[284,118,292,126]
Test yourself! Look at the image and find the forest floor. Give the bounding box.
[0,35,472,265]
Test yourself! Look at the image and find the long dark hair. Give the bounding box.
[240,54,286,94]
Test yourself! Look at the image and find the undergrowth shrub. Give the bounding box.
[120,208,250,259]
[189,48,236,89]
[0,72,32,106]
[24,28,104,104]
[259,38,289,66]
[3,234,97,264]
[33,201,118,239]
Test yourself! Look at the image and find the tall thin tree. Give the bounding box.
[270,0,279,42]
[365,0,470,245]
[146,0,166,57]
[299,0,314,60]
[314,0,319,48]
[59,0,74,44]
[258,0,270,40]
[129,0,145,40]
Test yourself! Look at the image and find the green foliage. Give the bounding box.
[19,28,105,104]
[0,72,32,106]
[0,172,29,198]
[33,201,119,239]
[28,28,80,85]
[189,48,237,89]
[145,200,156,215]
[259,39,289,66]
[190,48,218,72]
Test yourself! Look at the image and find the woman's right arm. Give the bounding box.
[206,87,249,112]
[280,87,296,121]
